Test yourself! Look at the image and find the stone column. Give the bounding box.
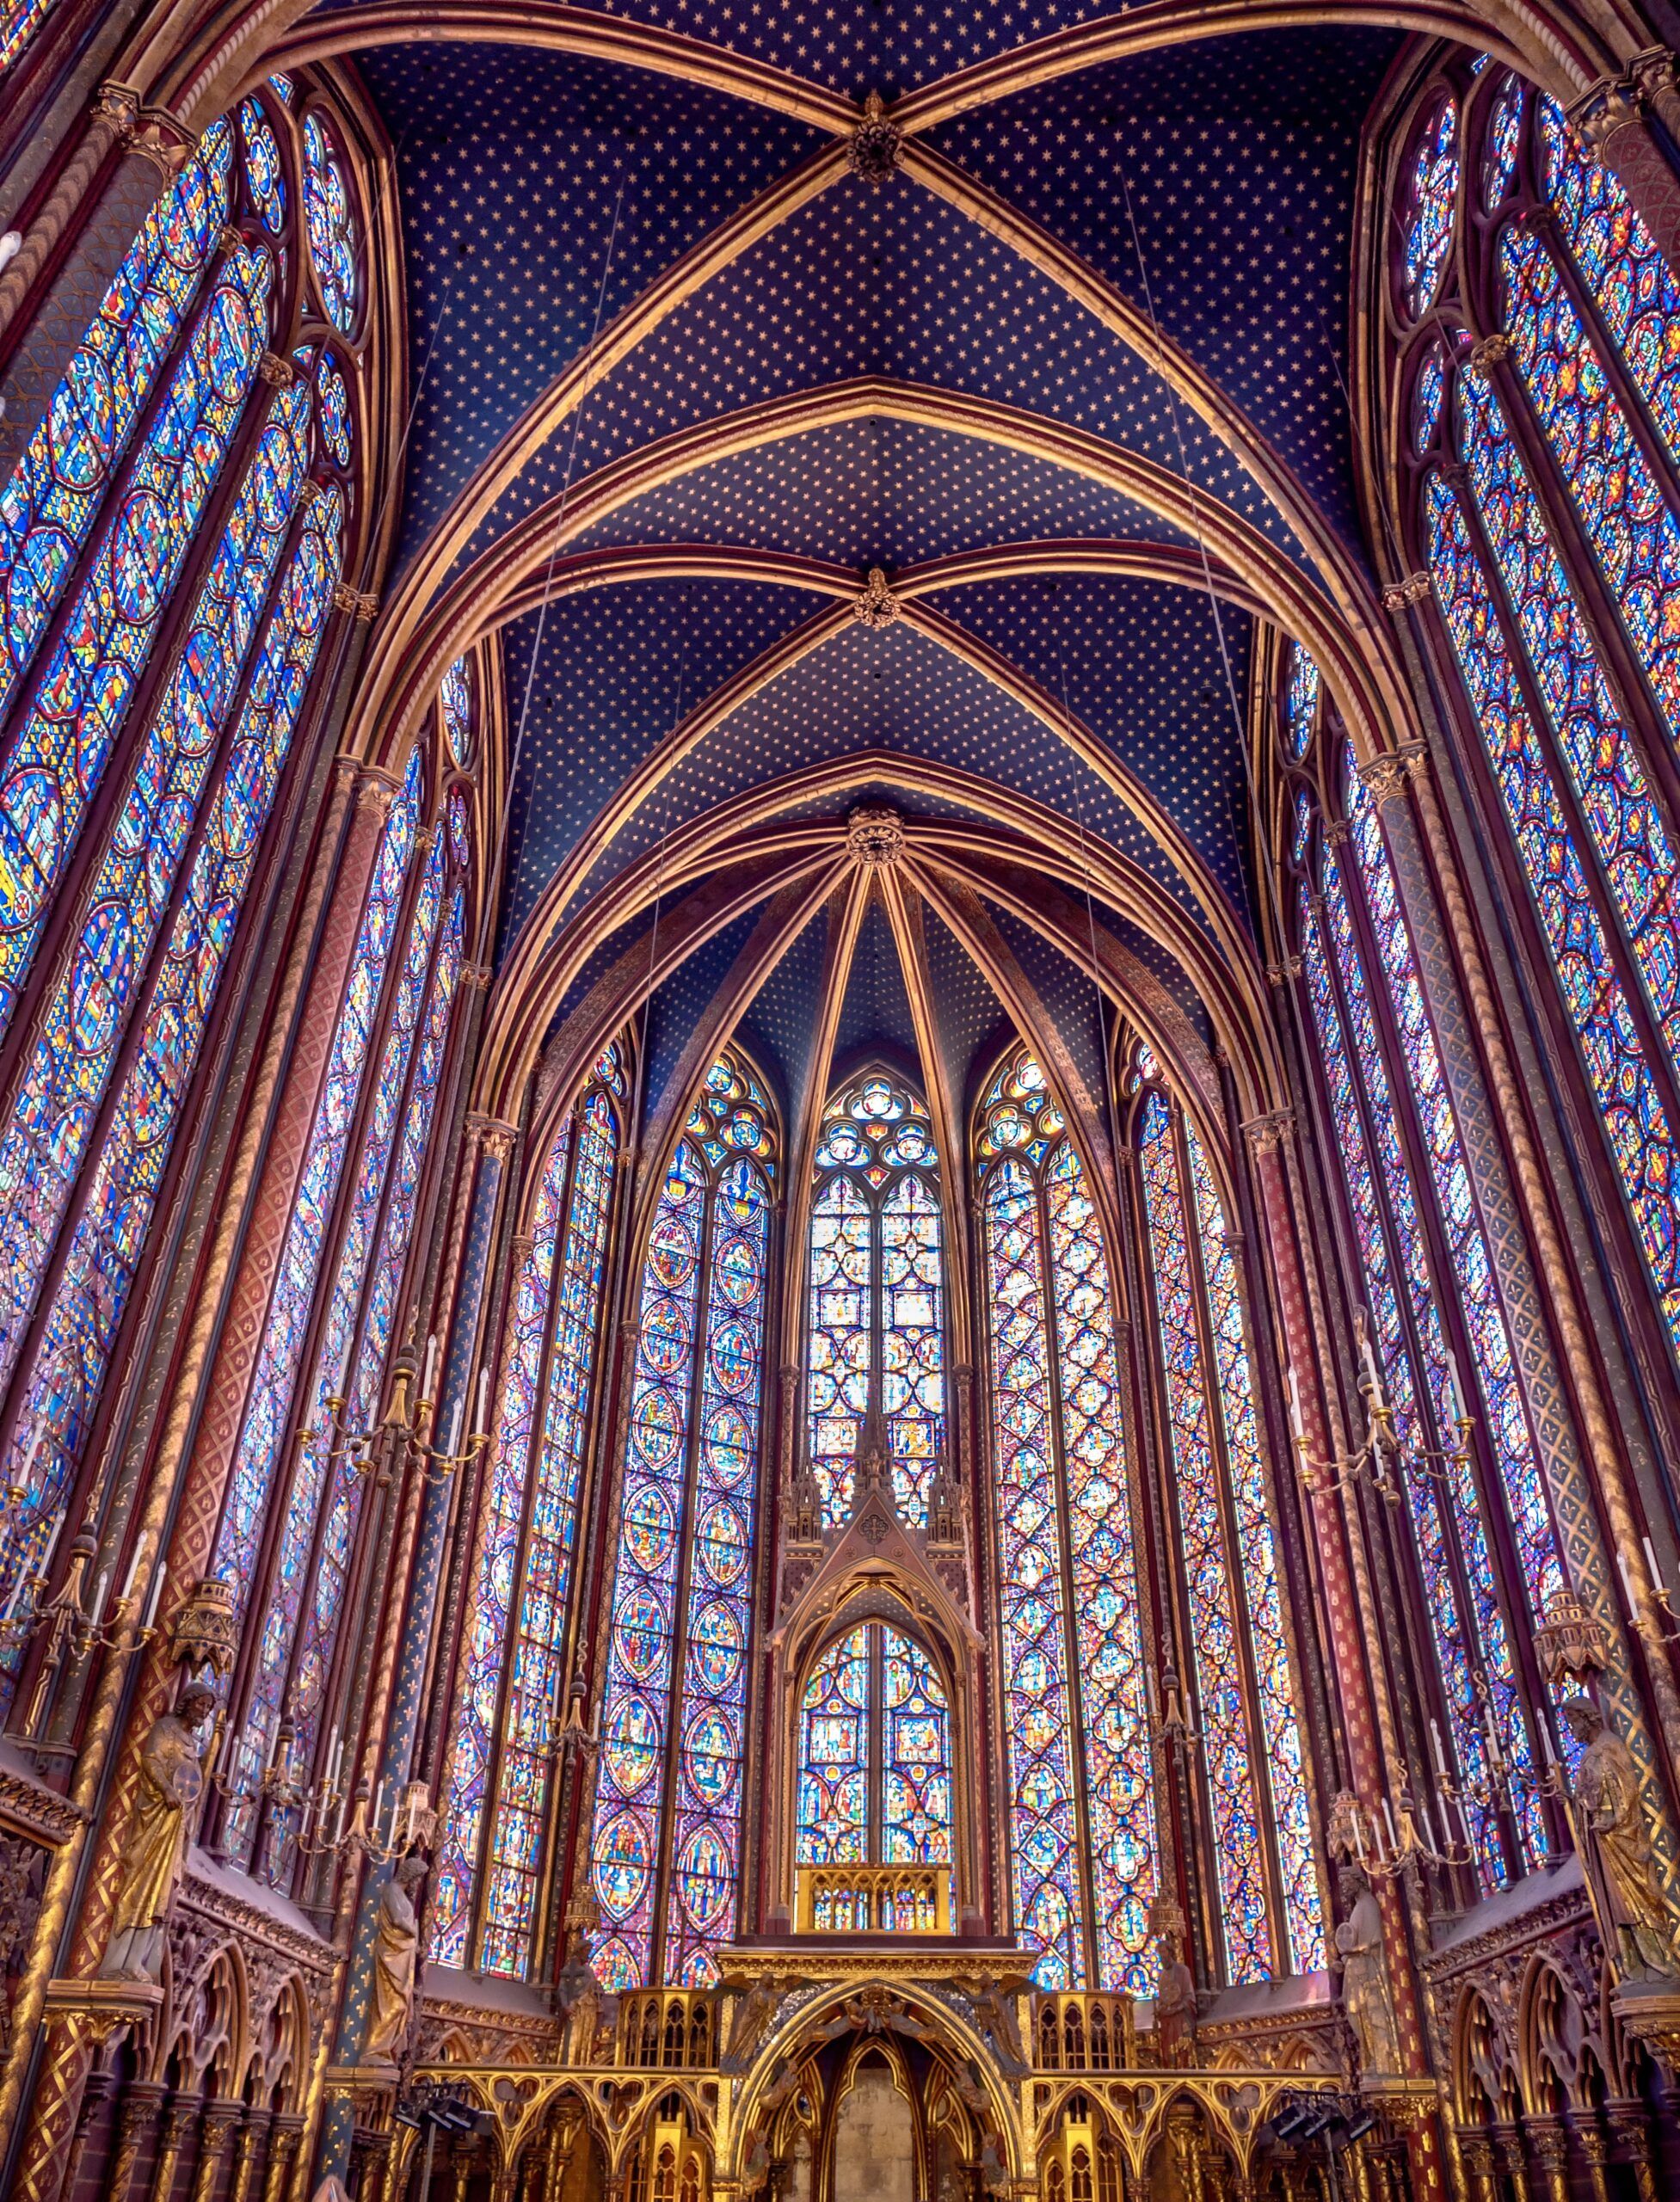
[1458,2133,1497,2202]
[1525,2119,1569,2202]
[1492,2123,1532,2202]
[259,2117,302,2202]
[228,2113,268,2202]
[147,2098,196,2201]
[1566,60,1680,283]
[187,2103,240,2202]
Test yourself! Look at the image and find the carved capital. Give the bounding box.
[332,582,379,621]
[510,1233,536,1264]
[1241,1108,1295,1155]
[847,92,902,185]
[1465,331,1511,372]
[354,766,401,821]
[95,84,196,175]
[1381,571,1432,613]
[465,1112,519,1162]
[257,351,297,388]
[1323,817,1352,846]
[1266,956,1303,986]
[1566,73,1646,163]
[1357,752,1413,805]
[458,962,493,993]
[1628,46,1680,109]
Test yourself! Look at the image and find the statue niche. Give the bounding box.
[764,1398,983,1937]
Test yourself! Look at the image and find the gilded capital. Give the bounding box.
[465,1113,519,1163]
[847,92,902,186]
[1357,743,1428,806]
[846,803,904,865]
[1566,73,1646,163]
[1380,571,1431,613]
[1241,1108,1295,1155]
[1466,331,1511,372]
[354,765,401,820]
[332,582,379,621]
[257,351,297,388]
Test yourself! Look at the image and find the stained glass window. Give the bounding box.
[0,0,54,68]
[1136,1080,1322,1979]
[1404,72,1680,1379]
[302,113,360,334]
[807,1073,945,1528]
[980,1047,1157,1992]
[794,1622,951,1867]
[441,655,474,766]
[1400,98,1458,317]
[1283,643,1320,760]
[588,1055,773,1991]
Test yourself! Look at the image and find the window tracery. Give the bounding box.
[795,1622,952,1869]
[1133,1067,1323,1981]
[979,1046,1156,1994]
[807,1071,945,1528]
[588,1054,774,1992]
[434,1041,625,1974]
[0,82,371,1671]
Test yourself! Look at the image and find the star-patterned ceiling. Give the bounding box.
[345,4,1403,1134]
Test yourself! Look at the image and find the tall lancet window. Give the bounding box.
[434,1041,626,1974]
[807,1071,946,1528]
[589,1055,775,1991]
[1134,1067,1323,1982]
[0,81,367,1672]
[1394,66,1680,1371]
[211,663,476,1879]
[979,1049,1157,1993]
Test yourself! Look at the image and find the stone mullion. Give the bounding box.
[1378,760,1680,1862]
[1171,1101,1292,1975]
[0,752,368,2191]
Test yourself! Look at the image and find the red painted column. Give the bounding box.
[10,760,396,2202]
[1246,1118,1446,2200]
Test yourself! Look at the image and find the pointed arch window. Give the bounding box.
[807,1071,946,1528]
[1135,1078,1323,1982]
[979,1048,1157,1993]
[434,1040,626,1974]
[0,84,367,1668]
[796,1622,952,1870]
[589,1055,775,1991]
[212,670,476,1877]
[1397,71,1680,1369]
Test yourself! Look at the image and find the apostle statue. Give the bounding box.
[1333,1864,1400,2077]
[1561,1697,1679,1980]
[364,1853,428,2064]
[1154,1927,1198,2068]
[98,1683,216,1984]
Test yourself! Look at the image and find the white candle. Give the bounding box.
[1644,1536,1666,1596]
[120,1543,141,1602]
[143,1561,165,1631]
[1287,1368,1305,1443]
[1444,1348,1467,1426]
[476,1367,491,1436]
[422,1334,438,1399]
[300,1797,315,1843]
[1414,1795,1436,1852]
[325,1727,341,1787]
[1360,1322,1385,1409]
[1483,1704,1504,1772]
[91,1569,108,1621]
[372,1777,386,1835]
[1618,1547,1640,1615]
[1457,1795,1477,1850]
[446,1398,464,1459]
[1430,1719,1449,1780]
[333,1787,348,1846]
[1353,1813,1366,1865]
[1537,1719,1557,1768]
[1382,1796,1399,1850]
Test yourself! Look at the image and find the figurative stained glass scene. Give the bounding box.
[7,17,1680,2193]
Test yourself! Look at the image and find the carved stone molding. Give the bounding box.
[1380,572,1431,613]
[465,1112,519,1161]
[1241,1109,1295,1156]
[332,583,380,621]
[847,93,902,185]
[354,765,401,818]
[257,351,298,388]
[0,1762,86,1846]
[1565,73,1646,163]
[1266,956,1303,987]
[1465,332,1511,371]
[1356,745,1428,806]
[93,83,197,175]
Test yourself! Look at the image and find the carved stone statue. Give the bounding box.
[723,1971,784,2070]
[1562,1697,1679,1980]
[364,1854,428,2063]
[1334,1865,1401,2076]
[1154,1928,1198,2068]
[98,1683,216,1984]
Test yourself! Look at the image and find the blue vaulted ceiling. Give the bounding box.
[348,5,1402,1120]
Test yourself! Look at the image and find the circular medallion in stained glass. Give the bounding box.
[317,354,353,469]
[639,1291,693,1376]
[592,1810,653,1916]
[695,1498,748,1587]
[631,1388,684,1473]
[613,1588,666,1679]
[675,1826,733,1928]
[709,1228,761,1307]
[688,1597,744,1694]
[301,112,360,335]
[623,1481,676,1571]
[1483,74,1524,209]
[239,99,286,233]
[206,275,259,400]
[1399,98,1459,317]
[700,1399,751,1486]
[680,1708,738,1805]
[603,1693,662,1796]
[447,788,471,870]
[706,1315,759,1396]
